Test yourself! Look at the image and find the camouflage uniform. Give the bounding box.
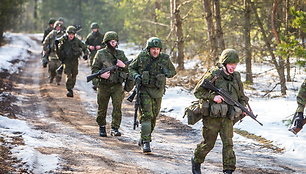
[42,18,56,43]
[192,49,248,173]
[296,79,306,113]
[129,37,176,144]
[43,21,65,84]
[85,23,105,66]
[91,31,128,135]
[57,26,89,95]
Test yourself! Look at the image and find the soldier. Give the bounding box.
[289,79,306,134]
[85,22,105,90]
[129,37,176,153]
[191,49,249,174]
[42,18,56,43]
[91,31,129,137]
[57,17,67,32]
[57,26,89,97]
[43,21,65,84]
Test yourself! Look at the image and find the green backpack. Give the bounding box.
[183,100,209,125]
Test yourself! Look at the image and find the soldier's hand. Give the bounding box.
[100,71,110,79]
[213,95,224,103]
[116,59,126,68]
[83,55,88,60]
[89,46,95,50]
[96,45,101,50]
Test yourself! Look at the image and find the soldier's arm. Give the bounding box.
[42,32,52,51]
[236,72,249,106]
[128,55,140,79]
[165,55,176,78]
[80,40,89,55]
[296,79,306,113]
[91,51,104,74]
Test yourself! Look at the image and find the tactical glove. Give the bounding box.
[134,74,142,84]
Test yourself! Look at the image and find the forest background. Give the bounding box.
[0,0,305,94]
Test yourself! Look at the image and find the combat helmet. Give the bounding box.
[53,21,62,29]
[66,26,76,34]
[103,31,118,43]
[219,49,239,65]
[48,18,56,25]
[91,23,99,29]
[145,37,162,50]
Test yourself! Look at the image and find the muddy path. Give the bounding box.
[3,36,306,173]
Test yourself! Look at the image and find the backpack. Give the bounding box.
[183,100,209,125]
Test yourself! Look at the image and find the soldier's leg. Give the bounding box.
[55,60,62,84]
[151,97,162,133]
[194,117,220,164]
[48,60,56,83]
[96,85,111,126]
[220,118,236,171]
[110,84,124,129]
[65,63,78,90]
[139,93,154,142]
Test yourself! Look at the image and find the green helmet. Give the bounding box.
[219,49,239,65]
[91,22,99,29]
[145,37,162,49]
[53,21,62,29]
[66,26,76,34]
[48,18,56,24]
[103,31,118,43]
[58,17,64,22]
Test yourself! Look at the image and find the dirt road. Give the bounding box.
[1,35,306,173]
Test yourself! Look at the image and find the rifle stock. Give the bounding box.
[201,79,263,126]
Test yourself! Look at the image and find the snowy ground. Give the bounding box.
[0,32,305,173]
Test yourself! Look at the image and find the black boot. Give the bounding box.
[143,141,151,153]
[66,89,73,97]
[223,170,234,174]
[110,127,121,136]
[99,126,107,137]
[191,157,201,174]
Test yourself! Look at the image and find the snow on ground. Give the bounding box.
[0,33,60,173]
[0,33,42,73]
[161,58,306,167]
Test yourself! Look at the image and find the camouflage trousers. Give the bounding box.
[194,117,236,171]
[96,83,124,129]
[139,92,162,142]
[64,62,78,90]
[48,58,62,83]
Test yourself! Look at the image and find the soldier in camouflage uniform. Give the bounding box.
[85,23,105,90]
[191,49,249,174]
[43,21,65,84]
[289,79,306,134]
[91,31,129,137]
[42,18,56,43]
[129,37,176,153]
[57,26,89,97]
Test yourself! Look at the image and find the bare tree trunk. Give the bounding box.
[285,0,291,81]
[244,0,253,83]
[251,1,287,95]
[203,0,218,64]
[174,0,185,70]
[214,0,225,52]
[169,0,177,62]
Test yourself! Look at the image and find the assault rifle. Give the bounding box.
[127,78,141,130]
[201,79,263,126]
[288,112,306,134]
[86,60,132,82]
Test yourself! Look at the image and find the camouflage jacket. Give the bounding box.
[43,30,65,60]
[85,31,105,54]
[58,36,89,63]
[194,66,249,106]
[296,79,306,113]
[42,27,53,43]
[92,47,128,85]
[129,50,176,98]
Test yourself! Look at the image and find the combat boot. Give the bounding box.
[49,77,54,83]
[223,170,234,174]
[142,141,151,153]
[191,157,201,174]
[110,127,121,136]
[66,89,73,97]
[99,126,107,137]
